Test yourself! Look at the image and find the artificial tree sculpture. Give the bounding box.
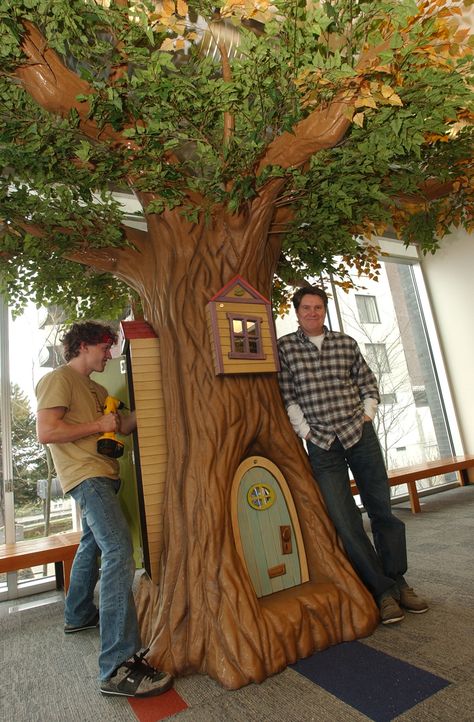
[0,0,472,688]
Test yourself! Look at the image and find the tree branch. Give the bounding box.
[15,22,133,147]
[5,216,145,274]
[256,36,394,176]
[256,95,352,175]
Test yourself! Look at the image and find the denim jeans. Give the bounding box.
[66,477,141,680]
[307,422,407,602]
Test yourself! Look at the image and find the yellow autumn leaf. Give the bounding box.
[161,0,175,18]
[381,84,395,99]
[354,97,377,109]
[160,37,176,51]
[175,38,185,49]
[387,93,403,106]
[353,112,365,127]
[176,0,188,16]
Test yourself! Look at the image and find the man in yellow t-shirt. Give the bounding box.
[36,321,172,698]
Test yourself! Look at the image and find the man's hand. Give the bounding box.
[97,412,120,434]
[117,410,136,436]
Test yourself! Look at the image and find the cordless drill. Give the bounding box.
[97,396,125,458]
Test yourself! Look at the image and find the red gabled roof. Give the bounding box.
[209,275,270,304]
[120,320,158,339]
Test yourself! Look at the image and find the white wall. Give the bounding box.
[421,228,474,454]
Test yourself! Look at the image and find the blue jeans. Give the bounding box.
[307,422,407,602]
[66,477,141,680]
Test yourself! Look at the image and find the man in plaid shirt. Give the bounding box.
[278,285,428,624]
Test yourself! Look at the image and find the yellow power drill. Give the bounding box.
[97,396,125,458]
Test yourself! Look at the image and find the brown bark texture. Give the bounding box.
[13,22,379,689]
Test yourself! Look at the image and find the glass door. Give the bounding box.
[1,300,75,600]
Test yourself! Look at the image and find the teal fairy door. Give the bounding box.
[231,456,309,598]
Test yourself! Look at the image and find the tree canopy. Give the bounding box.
[0,0,472,317]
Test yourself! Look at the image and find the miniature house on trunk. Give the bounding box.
[206,275,280,375]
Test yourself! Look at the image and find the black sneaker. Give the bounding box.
[64,610,99,634]
[100,651,173,698]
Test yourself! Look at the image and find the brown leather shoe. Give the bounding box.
[380,596,405,625]
[399,586,429,613]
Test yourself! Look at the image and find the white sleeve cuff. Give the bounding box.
[363,397,379,420]
[287,403,311,439]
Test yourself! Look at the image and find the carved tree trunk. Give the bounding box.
[110,188,378,689]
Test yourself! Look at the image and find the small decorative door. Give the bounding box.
[231,456,309,598]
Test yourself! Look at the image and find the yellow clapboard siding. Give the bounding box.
[139,456,167,469]
[142,486,166,498]
[137,430,166,443]
[136,423,166,438]
[141,487,166,499]
[133,371,162,384]
[140,456,167,467]
[130,337,160,349]
[217,301,269,314]
[136,422,166,435]
[131,338,160,350]
[220,364,277,374]
[131,347,161,360]
[134,396,165,409]
[142,507,165,520]
[142,511,164,524]
[137,437,166,451]
[134,389,161,400]
[126,334,167,584]
[145,526,163,538]
[137,427,166,440]
[134,375,162,387]
[140,460,167,470]
[136,410,165,423]
[136,424,166,436]
[137,416,166,427]
[133,377,162,389]
[142,490,165,501]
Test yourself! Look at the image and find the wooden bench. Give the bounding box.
[0,531,82,592]
[351,454,474,514]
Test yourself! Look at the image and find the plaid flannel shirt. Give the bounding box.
[277,326,380,450]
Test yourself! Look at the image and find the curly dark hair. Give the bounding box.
[292,285,328,311]
[60,322,118,362]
